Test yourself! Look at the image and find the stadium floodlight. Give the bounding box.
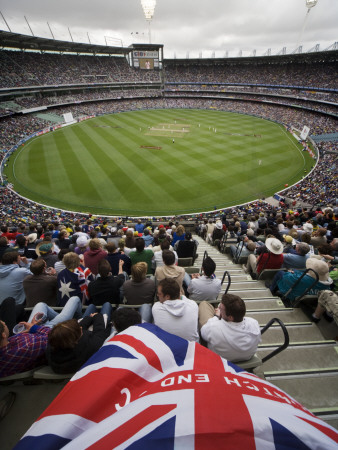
[306,0,318,9]
[140,0,156,43]
[141,0,156,21]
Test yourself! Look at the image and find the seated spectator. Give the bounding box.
[187,256,222,301]
[129,238,154,274]
[198,294,261,362]
[155,250,186,295]
[152,278,199,342]
[13,234,29,257]
[123,262,156,306]
[74,236,89,255]
[211,221,225,242]
[175,232,198,261]
[245,238,283,276]
[153,240,178,268]
[88,259,125,306]
[282,243,310,269]
[230,238,256,260]
[83,238,107,276]
[269,258,333,303]
[311,290,337,324]
[111,307,142,335]
[134,219,145,234]
[47,304,112,374]
[0,251,31,306]
[311,228,328,249]
[0,297,25,337]
[142,228,154,247]
[55,230,71,250]
[57,252,93,306]
[36,242,58,268]
[25,233,38,260]
[124,229,136,255]
[0,296,82,378]
[205,220,215,244]
[105,242,131,276]
[23,259,58,307]
[0,236,10,261]
[54,248,71,274]
[171,225,185,246]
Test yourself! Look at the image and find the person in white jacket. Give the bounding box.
[199,294,261,362]
[152,278,199,342]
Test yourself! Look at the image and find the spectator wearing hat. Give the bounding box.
[282,235,297,254]
[212,221,225,242]
[271,258,333,303]
[245,238,284,276]
[282,243,310,269]
[23,259,58,307]
[25,233,38,260]
[83,239,107,276]
[74,236,89,256]
[0,251,31,306]
[36,242,58,268]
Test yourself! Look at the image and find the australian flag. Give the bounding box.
[15,324,338,449]
[57,265,93,306]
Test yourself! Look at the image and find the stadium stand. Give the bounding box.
[0,34,337,447]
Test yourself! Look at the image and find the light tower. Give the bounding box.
[140,0,156,43]
[296,0,318,49]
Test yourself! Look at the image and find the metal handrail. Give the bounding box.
[221,270,231,294]
[234,240,245,263]
[219,232,228,253]
[260,318,289,363]
[283,268,319,305]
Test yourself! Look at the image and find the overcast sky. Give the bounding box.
[0,0,337,58]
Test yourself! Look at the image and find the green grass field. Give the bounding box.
[5,109,313,216]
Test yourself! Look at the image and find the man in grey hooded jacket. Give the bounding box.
[152,278,199,342]
[0,251,31,306]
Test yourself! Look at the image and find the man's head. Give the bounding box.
[296,243,310,256]
[220,294,246,323]
[162,250,175,266]
[135,238,145,252]
[89,238,102,251]
[1,250,20,265]
[113,308,142,333]
[160,240,170,251]
[157,278,180,302]
[202,257,216,277]
[97,259,111,278]
[48,319,82,350]
[30,259,46,276]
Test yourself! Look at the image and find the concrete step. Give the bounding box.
[260,324,326,346]
[244,298,286,310]
[228,281,267,290]
[266,374,338,412]
[247,309,310,324]
[258,344,338,373]
[229,290,276,299]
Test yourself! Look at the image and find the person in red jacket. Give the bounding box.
[83,238,107,276]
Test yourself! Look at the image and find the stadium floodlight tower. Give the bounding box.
[140,0,156,43]
[296,0,318,49]
[306,0,318,10]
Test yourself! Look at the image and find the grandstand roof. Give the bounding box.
[0,30,130,55]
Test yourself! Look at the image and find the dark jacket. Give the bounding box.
[88,274,125,306]
[47,314,110,374]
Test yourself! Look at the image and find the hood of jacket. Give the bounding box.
[161,296,189,317]
[0,264,19,279]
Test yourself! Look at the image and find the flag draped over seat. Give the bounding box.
[15,323,338,449]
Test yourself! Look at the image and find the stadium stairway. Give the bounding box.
[192,234,338,429]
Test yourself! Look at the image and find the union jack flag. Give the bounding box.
[15,324,338,449]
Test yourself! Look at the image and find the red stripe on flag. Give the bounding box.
[298,416,338,443]
[87,404,176,449]
[113,335,164,373]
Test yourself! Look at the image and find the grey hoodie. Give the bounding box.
[0,264,31,305]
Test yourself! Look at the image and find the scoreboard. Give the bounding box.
[129,44,163,70]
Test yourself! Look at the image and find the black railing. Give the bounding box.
[261,318,290,363]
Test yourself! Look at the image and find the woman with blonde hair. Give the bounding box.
[171,224,185,246]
